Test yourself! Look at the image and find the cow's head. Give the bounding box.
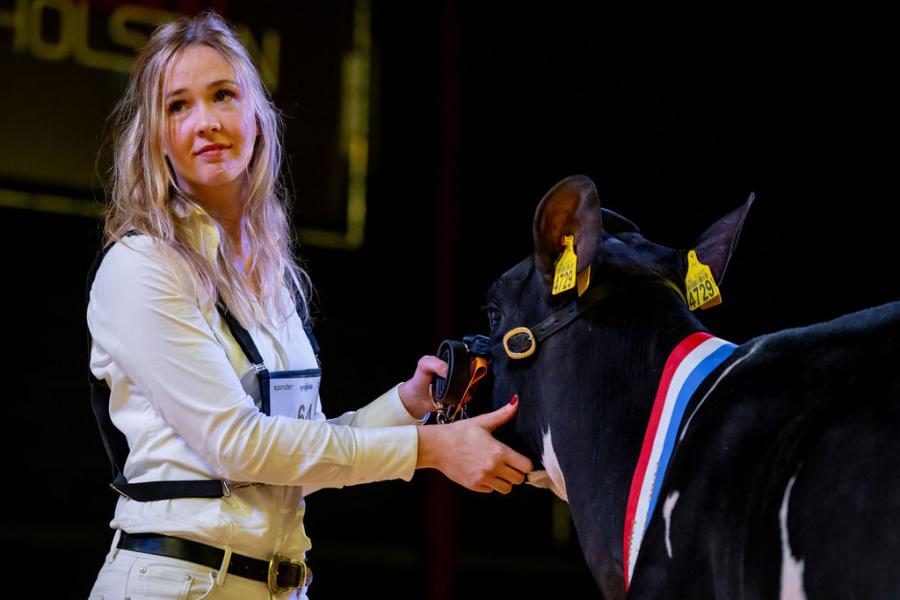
[483,174,752,594]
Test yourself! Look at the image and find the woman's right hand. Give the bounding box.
[415,396,533,493]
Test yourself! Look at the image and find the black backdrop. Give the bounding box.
[2,3,897,598]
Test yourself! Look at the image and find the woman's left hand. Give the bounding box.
[398,355,447,419]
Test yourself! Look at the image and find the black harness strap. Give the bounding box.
[502,284,622,357]
[289,278,320,358]
[87,236,318,501]
[531,284,621,344]
[503,279,685,358]
[86,236,225,500]
[215,303,273,416]
[216,278,319,416]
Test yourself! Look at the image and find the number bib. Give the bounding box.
[269,369,321,420]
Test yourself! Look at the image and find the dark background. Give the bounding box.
[2,2,897,599]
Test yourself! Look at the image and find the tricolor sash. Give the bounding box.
[623,332,737,587]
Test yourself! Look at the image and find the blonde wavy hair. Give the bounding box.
[104,11,309,329]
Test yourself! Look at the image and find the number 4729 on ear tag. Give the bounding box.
[685,250,722,310]
[552,235,578,295]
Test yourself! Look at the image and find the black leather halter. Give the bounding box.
[432,279,685,418]
[431,285,624,419]
[502,284,622,359]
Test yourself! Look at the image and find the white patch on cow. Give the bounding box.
[663,490,680,559]
[680,342,759,442]
[779,473,807,600]
[536,428,568,502]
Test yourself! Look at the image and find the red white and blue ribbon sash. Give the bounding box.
[622,332,737,587]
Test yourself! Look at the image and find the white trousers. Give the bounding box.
[88,531,310,600]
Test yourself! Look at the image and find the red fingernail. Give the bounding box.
[509,395,519,406]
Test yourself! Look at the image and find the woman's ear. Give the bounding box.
[532,175,603,286]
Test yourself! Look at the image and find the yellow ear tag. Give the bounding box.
[685,250,722,310]
[552,235,578,295]
[576,265,591,297]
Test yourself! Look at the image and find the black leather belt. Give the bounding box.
[118,532,312,593]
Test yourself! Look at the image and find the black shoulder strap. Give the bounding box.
[214,272,320,412]
[303,317,320,358]
[287,276,319,359]
[215,300,273,414]
[87,235,226,501]
[86,243,131,488]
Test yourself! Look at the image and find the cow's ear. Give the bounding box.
[691,193,755,285]
[533,175,603,284]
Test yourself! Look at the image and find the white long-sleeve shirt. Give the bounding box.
[87,210,422,561]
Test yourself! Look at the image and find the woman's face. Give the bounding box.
[163,44,258,198]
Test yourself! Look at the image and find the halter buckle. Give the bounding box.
[502,326,537,359]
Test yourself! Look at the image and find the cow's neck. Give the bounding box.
[622,330,738,587]
[562,288,716,597]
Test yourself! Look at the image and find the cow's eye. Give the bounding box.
[485,306,502,331]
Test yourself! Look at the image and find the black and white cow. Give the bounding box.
[483,175,900,599]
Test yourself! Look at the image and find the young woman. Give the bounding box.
[87,11,530,599]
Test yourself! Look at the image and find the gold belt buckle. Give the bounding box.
[267,553,310,594]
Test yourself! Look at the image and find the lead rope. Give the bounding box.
[432,338,492,423]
